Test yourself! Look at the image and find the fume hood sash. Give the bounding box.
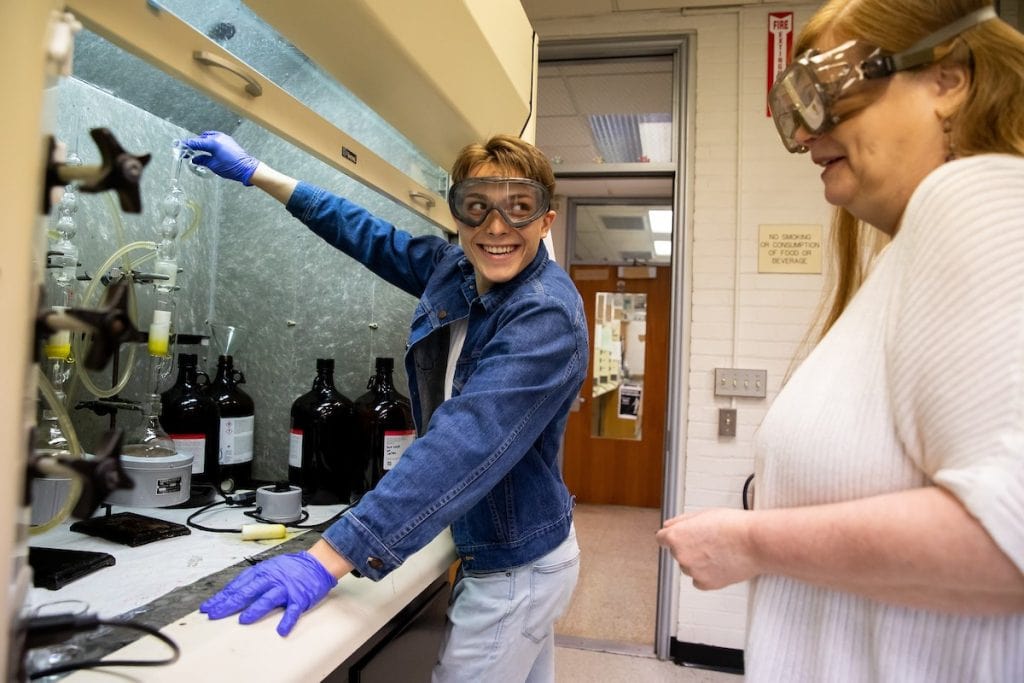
[66,0,456,234]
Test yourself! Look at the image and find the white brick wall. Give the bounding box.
[533,2,831,652]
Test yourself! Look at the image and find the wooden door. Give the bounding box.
[563,265,672,508]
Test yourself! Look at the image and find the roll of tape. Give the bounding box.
[255,484,303,523]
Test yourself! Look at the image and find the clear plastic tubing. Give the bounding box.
[30,366,85,535]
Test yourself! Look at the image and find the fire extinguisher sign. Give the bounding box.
[767,12,794,116]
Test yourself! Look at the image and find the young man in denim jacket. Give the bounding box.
[183,130,588,682]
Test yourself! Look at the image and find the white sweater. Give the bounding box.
[747,155,1024,682]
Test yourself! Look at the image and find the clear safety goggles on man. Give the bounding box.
[768,5,996,153]
[447,177,551,229]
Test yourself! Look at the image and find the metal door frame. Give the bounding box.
[540,34,695,660]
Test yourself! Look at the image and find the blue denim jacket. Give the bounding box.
[287,183,588,579]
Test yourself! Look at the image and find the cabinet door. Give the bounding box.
[327,577,450,682]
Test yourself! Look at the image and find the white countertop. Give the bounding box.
[27,501,457,681]
[28,502,348,619]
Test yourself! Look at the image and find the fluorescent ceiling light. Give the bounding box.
[648,209,673,234]
[654,240,672,256]
[638,120,672,163]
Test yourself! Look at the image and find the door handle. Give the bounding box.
[193,51,263,97]
[408,191,436,209]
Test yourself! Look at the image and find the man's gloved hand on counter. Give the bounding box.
[200,550,338,636]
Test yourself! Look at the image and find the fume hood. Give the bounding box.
[2,0,536,679]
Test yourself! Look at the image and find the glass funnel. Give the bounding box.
[207,322,245,359]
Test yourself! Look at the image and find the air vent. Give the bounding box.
[601,216,645,231]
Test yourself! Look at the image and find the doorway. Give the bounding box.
[553,191,675,652]
[555,253,671,650]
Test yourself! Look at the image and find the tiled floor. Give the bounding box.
[556,503,662,644]
[554,504,745,681]
[555,647,743,682]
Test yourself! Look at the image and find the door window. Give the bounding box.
[592,292,647,441]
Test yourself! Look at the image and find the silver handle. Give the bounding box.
[192,50,263,97]
[408,191,436,210]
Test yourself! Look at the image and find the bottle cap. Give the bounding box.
[316,358,334,371]
[179,352,198,365]
[376,357,394,371]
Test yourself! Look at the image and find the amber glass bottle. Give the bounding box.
[354,357,415,495]
[160,353,220,490]
[289,358,359,504]
[205,354,254,493]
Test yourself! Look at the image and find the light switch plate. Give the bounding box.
[718,408,737,437]
[714,368,767,398]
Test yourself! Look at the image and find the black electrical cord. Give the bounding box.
[518,31,538,138]
[184,492,252,533]
[742,473,755,510]
[185,490,350,532]
[243,508,311,526]
[25,613,179,679]
[289,503,351,530]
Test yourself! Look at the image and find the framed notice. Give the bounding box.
[758,224,822,274]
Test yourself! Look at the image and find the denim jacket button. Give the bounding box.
[438,309,447,319]
[367,557,384,570]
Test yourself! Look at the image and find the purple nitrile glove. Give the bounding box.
[179,131,260,185]
[200,551,338,636]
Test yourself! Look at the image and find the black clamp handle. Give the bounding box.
[44,128,151,214]
[36,280,138,371]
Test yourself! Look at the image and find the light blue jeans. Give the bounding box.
[432,525,580,683]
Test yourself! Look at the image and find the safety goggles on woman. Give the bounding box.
[447,177,551,229]
[768,5,996,153]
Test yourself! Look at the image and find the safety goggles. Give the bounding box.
[447,177,551,229]
[769,5,996,153]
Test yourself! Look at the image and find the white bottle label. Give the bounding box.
[289,428,303,468]
[383,430,415,471]
[219,415,254,465]
[156,476,183,495]
[170,434,207,475]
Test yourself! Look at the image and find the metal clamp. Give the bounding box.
[193,50,263,97]
[408,191,436,210]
